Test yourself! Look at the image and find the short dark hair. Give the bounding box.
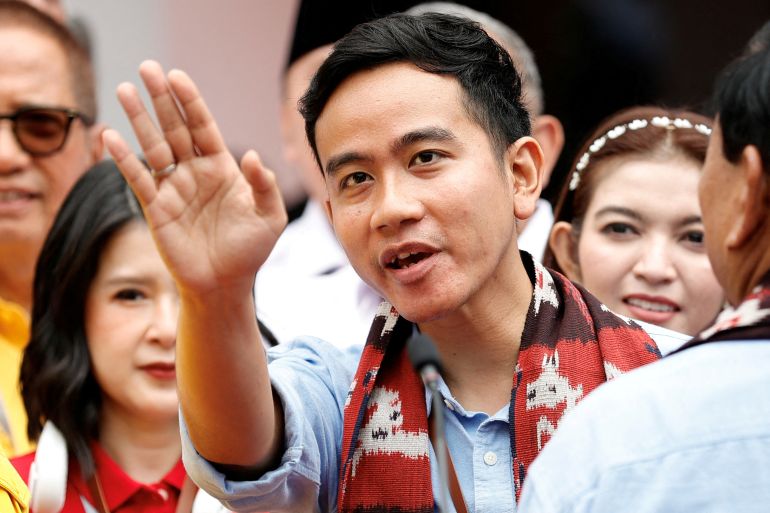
[21,160,144,478]
[745,20,770,55]
[712,32,770,172]
[299,12,531,171]
[0,0,96,122]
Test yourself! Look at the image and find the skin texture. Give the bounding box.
[84,221,182,483]
[550,157,724,335]
[85,221,179,423]
[318,62,527,324]
[0,26,101,311]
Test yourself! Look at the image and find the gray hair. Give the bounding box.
[406,2,544,116]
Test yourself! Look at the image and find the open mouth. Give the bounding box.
[386,251,431,270]
[623,297,679,313]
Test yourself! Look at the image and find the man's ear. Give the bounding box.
[532,115,565,189]
[548,221,582,281]
[726,145,768,249]
[87,123,106,165]
[507,136,544,221]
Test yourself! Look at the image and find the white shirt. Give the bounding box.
[518,199,554,262]
[256,200,381,348]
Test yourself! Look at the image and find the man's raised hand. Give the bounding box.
[103,60,287,298]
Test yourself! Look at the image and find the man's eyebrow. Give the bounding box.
[323,127,457,176]
[324,152,371,177]
[392,126,457,153]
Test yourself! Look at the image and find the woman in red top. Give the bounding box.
[12,161,204,513]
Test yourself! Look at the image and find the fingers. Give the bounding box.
[116,81,176,175]
[102,128,158,207]
[139,61,197,161]
[241,150,287,222]
[118,60,228,176]
[167,68,228,156]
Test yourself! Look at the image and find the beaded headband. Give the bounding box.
[568,116,712,191]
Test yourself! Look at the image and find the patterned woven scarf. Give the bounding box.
[676,271,770,350]
[338,255,662,512]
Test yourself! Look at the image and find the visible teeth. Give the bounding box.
[627,298,675,312]
[388,251,423,269]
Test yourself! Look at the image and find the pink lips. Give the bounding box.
[141,362,176,380]
[622,294,680,325]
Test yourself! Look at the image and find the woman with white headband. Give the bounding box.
[545,106,724,339]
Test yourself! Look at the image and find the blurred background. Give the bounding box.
[60,0,770,212]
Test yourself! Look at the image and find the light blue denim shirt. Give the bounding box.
[182,326,689,513]
[519,341,770,513]
[181,337,516,513]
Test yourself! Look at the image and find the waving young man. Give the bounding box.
[105,13,660,513]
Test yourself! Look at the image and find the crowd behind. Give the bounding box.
[0,1,769,512]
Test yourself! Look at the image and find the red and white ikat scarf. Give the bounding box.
[337,254,662,512]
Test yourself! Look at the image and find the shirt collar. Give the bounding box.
[71,442,185,510]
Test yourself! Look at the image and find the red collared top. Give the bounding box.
[12,442,186,513]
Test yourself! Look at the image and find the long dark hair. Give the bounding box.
[20,160,144,477]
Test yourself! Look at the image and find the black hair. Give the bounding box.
[745,20,770,55]
[299,12,531,171]
[20,160,144,478]
[712,30,770,171]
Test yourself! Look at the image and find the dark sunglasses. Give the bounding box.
[0,106,92,157]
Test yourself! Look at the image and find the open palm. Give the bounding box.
[103,61,287,296]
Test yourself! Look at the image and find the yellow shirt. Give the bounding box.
[0,450,28,513]
[0,297,31,458]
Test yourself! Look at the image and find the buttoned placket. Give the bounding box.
[426,377,516,513]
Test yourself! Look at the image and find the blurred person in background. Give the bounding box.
[545,106,724,345]
[0,0,102,457]
[12,161,222,512]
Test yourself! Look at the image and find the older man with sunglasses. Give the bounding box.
[0,0,102,457]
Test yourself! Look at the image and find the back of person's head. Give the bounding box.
[299,12,531,169]
[0,0,95,121]
[745,20,770,55]
[545,105,712,273]
[405,2,544,116]
[20,160,144,477]
[713,30,770,173]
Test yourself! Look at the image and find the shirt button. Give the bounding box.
[157,488,169,501]
[483,451,498,466]
[443,398,455,411]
